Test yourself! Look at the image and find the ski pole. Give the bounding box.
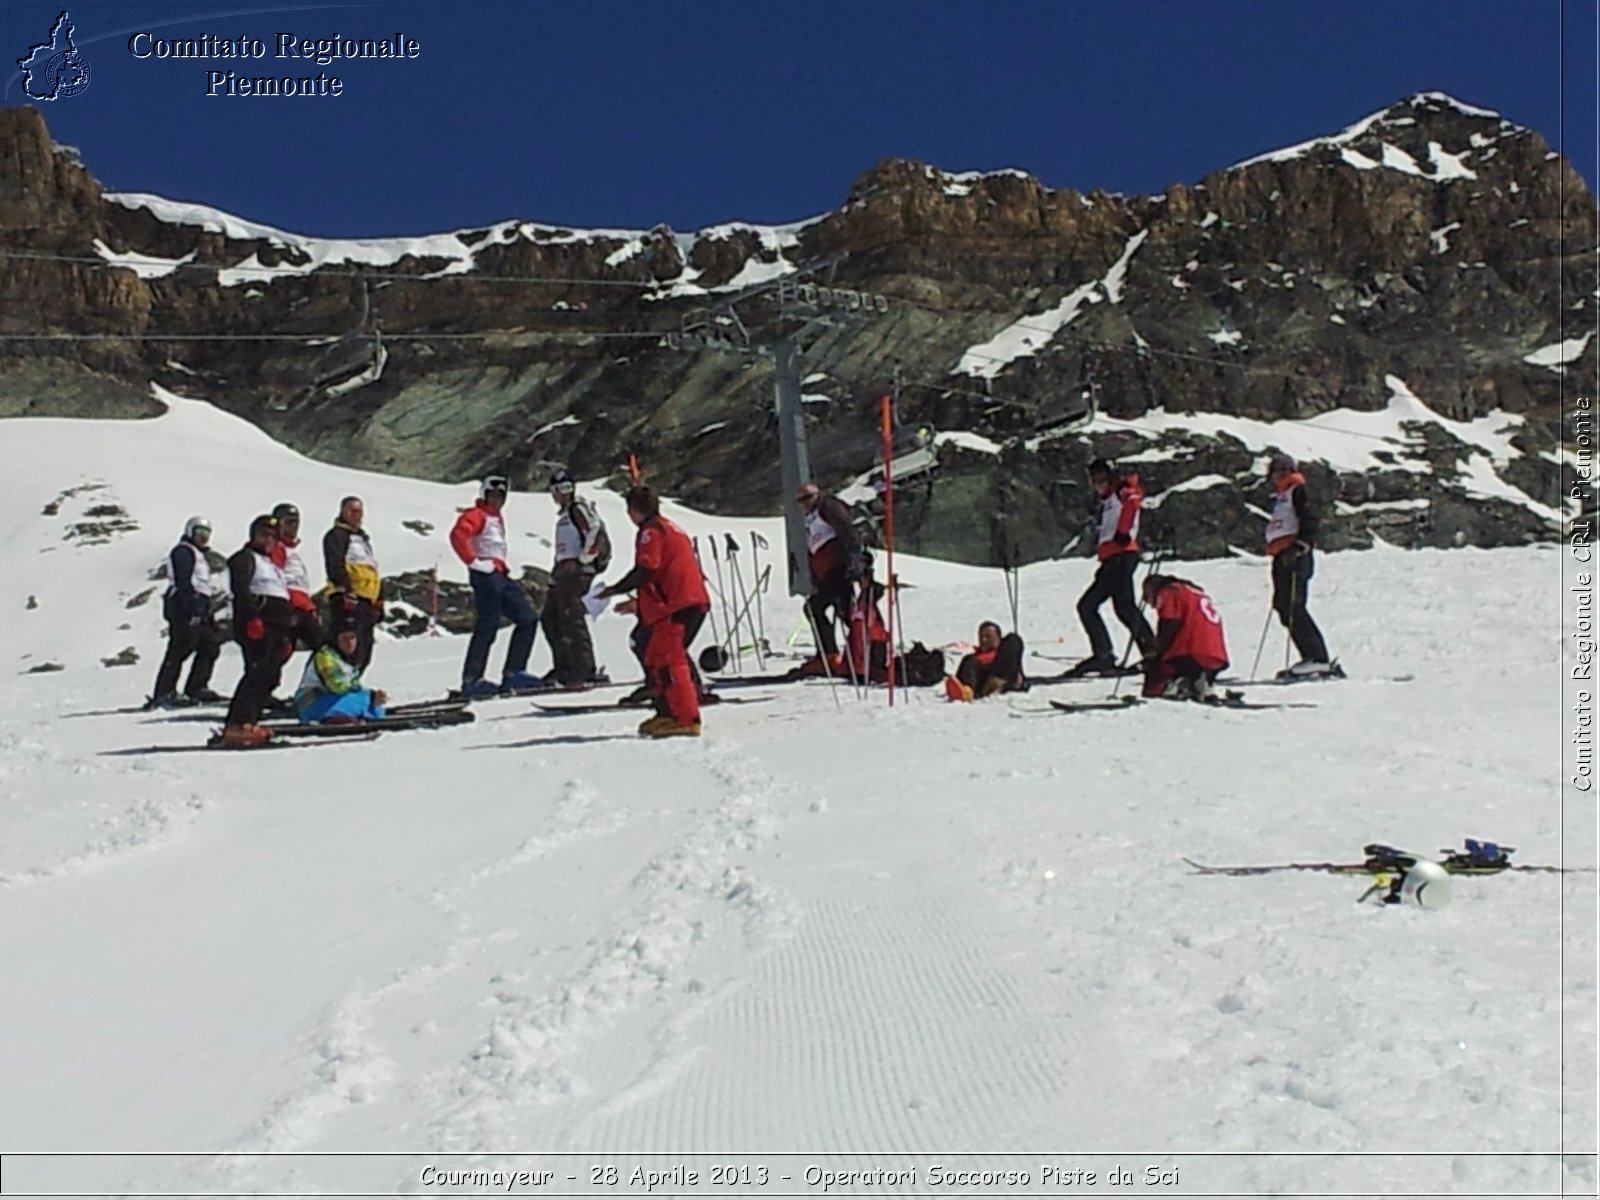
[692,537,724,669]
[750,530,769,651]
[1112,553,1161,699]
[709,535,737,673]
[805,606,844,710]
[1249,595,1276,683]
[724,533,764,671]
[1284,568,1298,675]
[720,565,770,663]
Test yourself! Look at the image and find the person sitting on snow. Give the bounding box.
[293,617,388,724]
[945,621,1028,701]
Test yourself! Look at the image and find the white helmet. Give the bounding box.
[1400,860,1453,910]
[184,515,212,541]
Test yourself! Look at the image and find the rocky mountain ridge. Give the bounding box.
[1,91,1594,565]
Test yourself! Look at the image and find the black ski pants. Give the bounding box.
[227,617,294,728]
[804,566,853,658]
[1078,552,1154,660]
[152,616,223,699]
[956,633,1028,696]
[1271,549,1330,663]
[542,562,599,683]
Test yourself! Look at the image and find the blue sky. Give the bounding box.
[4,0,1593,237]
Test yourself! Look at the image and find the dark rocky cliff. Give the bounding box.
[2,93,1593,564]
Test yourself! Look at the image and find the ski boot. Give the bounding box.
[212,723,274,749]
[643,718,701,739]
[460,678,502,701]
[1276,659,1346,683]
[501,671,547,693]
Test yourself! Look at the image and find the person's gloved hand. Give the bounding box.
[1113,531,1131,546]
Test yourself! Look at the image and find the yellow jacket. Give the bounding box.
[322,521,382,602]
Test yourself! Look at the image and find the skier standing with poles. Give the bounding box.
[1264,453,1340,679]
[795,481,861,677]
[1067,458,1155,676]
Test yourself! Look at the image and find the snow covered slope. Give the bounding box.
[0,396,1593,1197]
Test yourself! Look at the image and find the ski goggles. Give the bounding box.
[551,480,576,496]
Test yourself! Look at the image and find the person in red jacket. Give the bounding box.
[598,486,711,738]
[1069,458,1155,676]
[1140,574,1230,700]
[449,476,541,698]
[268,503,324,654]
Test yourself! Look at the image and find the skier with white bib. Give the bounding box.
[1264,453,1338,678]
[450,475,541,698]
[794,481,861,676]
[147,516,225,709]
[220,514,296,747]
[1068,458,1155,676]
[543,468,609,686]
[268,502,323,654]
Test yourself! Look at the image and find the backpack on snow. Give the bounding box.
[895,642,947,687]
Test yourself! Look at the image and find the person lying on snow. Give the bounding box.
[944,621,1028,701]
[1140,574,1229,701]
[293,620,389,724]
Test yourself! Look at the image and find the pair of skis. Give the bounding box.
[105,700,476,755]
[1038,690,1316,715]
[529,694,775,716]
[1183,840,1591,878]
[445,677,641,704]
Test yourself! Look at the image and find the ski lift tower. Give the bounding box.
[665,264,897,599]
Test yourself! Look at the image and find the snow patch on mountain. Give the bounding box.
[1229,93,1505,182]
[955,229,1147,380]
[1523,333,1592,370]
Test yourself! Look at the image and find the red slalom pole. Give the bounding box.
[880,395,897,707]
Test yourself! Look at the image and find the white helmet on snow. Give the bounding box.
[184,515,212,542]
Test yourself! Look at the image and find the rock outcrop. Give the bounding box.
[1,93,1593,564]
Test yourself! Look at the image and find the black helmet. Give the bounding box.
[1087,457,1114,478]
[479,475,510,500]
[550,468,576,495]
[271,502,300,523]
[249,513,278,539]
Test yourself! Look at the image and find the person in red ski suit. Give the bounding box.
[598,486,711,738]
[1140,574,1230,700]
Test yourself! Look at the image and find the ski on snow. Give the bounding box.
[445,678,643,704]
[267,708,476,737]
[102,730,384,756]
[1182,841,1592,877]
[1043,690,1317,714]
[530,695,775,716]
[1219,671,1415,689]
